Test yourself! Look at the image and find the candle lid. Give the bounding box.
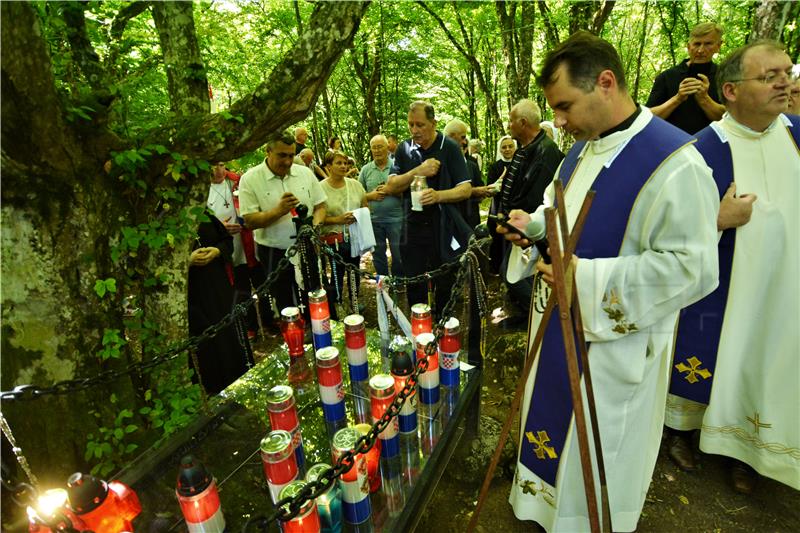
[305,463,332,483]
[176,455,213,497]
[281,307,301,320]
[260,430,293,461]
[66,472,109,514]
[278,480,314,515]
[415,332,436,349]
[444,317,460,332]
[332,427,361,454]
[266,385,295,411]
[410,303,431,316]
[369,374,396,399]
[315,346,340,367]
[308,289,328,302]
[343,314,365,330]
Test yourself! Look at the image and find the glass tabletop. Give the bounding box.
[117,321,480,532]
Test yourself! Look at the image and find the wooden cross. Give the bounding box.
[470,180,611,533]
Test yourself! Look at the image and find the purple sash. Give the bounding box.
[669,114,800,405]
[520,116,692,486]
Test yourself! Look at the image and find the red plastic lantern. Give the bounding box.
[65,472,141,532]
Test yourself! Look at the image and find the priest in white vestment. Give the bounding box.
[499,32,720,532]
[666,41,800,493]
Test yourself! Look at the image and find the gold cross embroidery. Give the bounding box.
[675,356,712,384]
[746,412,772,435]
[526,430,558,460]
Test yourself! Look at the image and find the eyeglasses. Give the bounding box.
[731,68,800,85]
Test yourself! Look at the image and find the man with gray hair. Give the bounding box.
[495,98,563,330]
[359,134,402,276]
[385,100,472,312]
[444,119,493,227]
[665,40,799,494]
[647,22,726,133]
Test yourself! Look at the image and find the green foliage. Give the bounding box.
[85,396,138,478]
[137,363,202,444]
[98,329,126,361]
[93,277,117,298]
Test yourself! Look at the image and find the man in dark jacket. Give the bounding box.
[497,99,564,329]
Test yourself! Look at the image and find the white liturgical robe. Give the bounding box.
[507,109,720,532]
[666,114,800,490]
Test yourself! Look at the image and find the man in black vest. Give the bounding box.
[496,99,563,329]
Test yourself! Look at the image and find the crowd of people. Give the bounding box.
[189,21,798,533]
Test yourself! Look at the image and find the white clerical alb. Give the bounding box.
[507,108,720,532]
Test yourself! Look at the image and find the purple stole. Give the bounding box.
[669,114,800,405]
[520,116,692,486]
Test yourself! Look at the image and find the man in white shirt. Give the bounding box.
[499,31,719,532]
[238,130,327,313]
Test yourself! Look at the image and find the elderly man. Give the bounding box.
[666,41,800,494]
[496,99,564,330]
[359,134,403,276]
[385,101,472,312]
[294,127,309,153]
[239,130,327,314]
[443,119,492,228]
[499,32,719,532]
[647,22,726,133]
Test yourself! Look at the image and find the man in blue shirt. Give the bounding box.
[359,134,404,276]
[385,101,472,312]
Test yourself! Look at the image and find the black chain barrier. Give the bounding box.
[243,241,474,529]
[1,221,488,529]
[0,226,486,403]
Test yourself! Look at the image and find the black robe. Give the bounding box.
[188,216,253,395]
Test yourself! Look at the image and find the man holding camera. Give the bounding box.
[647,22,726,133]
[239,130,327,313]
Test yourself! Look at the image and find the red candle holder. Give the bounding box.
[354,423,382,493]
[280,307,306,359]
[410,303,433,337]
[175,456,226,532]
[65,472,141,533]
[279,480,322,533]
[261,430,300,503]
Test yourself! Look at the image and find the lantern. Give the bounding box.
[278,480,322,533]
[410,304,433,338]
[308,289,333,351]
[175,456,225,532]
[267,385,306,473]
[260,430,299,503]
[415,332,440,405]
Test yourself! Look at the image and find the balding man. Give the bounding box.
[298,148,315,167]
[665,40,799,494]
[496,99,563,329]
[444,119,493,227]
[359,134,403,276]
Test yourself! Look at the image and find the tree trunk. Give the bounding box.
[750,0,791,41]
[495,1,535,104]
[1,0,370,479]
